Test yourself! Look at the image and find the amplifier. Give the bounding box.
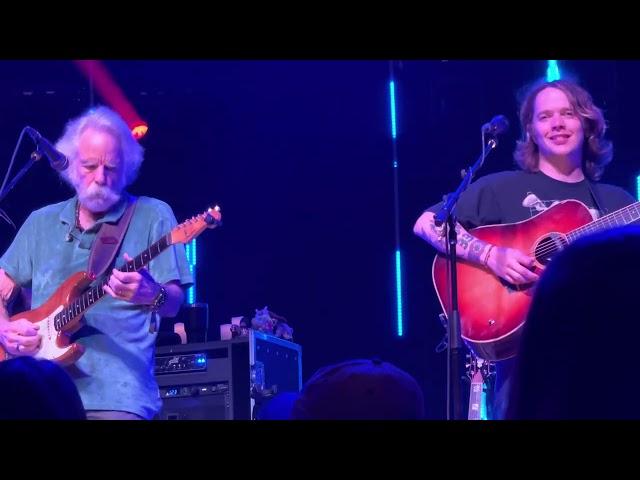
[155,352,208,374]
[154,330,302,420]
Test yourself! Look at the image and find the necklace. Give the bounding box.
[75,202,84,232]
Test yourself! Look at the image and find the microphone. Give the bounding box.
[25,126,69,171]
[481,115,509,136]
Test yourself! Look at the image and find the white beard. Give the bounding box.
[77,182,121,213]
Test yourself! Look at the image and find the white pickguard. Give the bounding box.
[32,305,73,362]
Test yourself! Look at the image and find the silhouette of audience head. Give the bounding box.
[255,391,301,420]
[507,225,640,419]
[0,356,86,419]
[289,358,425,420]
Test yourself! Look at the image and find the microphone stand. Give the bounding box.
[434,135,498,420]
[0,128,45,229]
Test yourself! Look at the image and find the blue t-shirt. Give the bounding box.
[0,193,193,419]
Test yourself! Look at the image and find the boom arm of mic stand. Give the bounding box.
[0,207,15,229]
[0,152,42,229]
[434,138,497,227]
[0,128,48,229]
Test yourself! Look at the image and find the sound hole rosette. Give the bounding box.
[533,232,568,266]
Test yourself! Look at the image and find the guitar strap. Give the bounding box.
[586,180,606,217]
[86,197,138,280]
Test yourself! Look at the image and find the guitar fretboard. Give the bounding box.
[566,201,640,243]
[53,234,171,331]
[468,375,483,420]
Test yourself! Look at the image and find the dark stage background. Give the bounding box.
[0,60,637,419]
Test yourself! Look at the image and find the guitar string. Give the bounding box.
[55,219,212,329]
[44,214,217,353]
[58,248,156,328]
[531,211,635,258]
[523,207,640,259]
[55,239,166,330]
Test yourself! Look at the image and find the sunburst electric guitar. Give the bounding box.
[0,205,222,365]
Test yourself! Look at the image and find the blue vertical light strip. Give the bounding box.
[395,249,404,336]
[191,238,197,303]
[185,239,196,304]
[184,242,191,304]
[636,175,640,200]
[546,60,561,81]
[481,389,487,420]
[389,63,404,336]
[390,81,398,141]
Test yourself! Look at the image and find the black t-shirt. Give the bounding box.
[429,170,636,229]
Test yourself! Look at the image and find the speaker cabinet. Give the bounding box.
[154,331,302,420]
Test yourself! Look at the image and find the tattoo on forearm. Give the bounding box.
[458,232,473,249]
[429,223,446,246]
[468,240,488,263]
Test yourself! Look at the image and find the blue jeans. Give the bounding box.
[488,358,516,420]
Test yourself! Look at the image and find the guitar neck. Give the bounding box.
[468,372,484,420]
[56,234,172,328]
[567,201,640,243]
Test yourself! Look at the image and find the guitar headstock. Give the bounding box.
[466,354,493,420]
[169,205,222,245]
[466,354,494,382]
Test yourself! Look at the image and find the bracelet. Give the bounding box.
[150,285,168,312]
[482,245,495,267]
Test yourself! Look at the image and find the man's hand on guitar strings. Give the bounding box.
[0,318,41,356]
[486,246,540,286]
[103,253,162,306]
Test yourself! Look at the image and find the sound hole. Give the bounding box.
[534,233,568,266]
